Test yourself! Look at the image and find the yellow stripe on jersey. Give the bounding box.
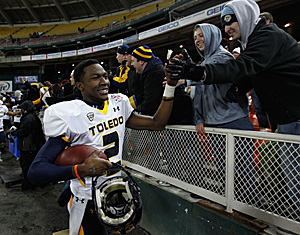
[129,95,137,109]
[62,136,71,143]
[79,226,84,235]
[96,100,108,115]
[78,177,86,188]
[69,195,73,208]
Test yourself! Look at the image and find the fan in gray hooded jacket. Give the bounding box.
[191,23,256,200]
[193,23,253,135]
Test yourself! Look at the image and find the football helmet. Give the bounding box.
[92,163,142,234]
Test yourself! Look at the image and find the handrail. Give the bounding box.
[122,126,300,233]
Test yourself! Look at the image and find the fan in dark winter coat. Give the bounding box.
[11,100,45,190]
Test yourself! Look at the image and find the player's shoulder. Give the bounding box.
[48,99,84,109]
[45,99,87,117]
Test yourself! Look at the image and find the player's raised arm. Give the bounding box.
[126,65,178,130]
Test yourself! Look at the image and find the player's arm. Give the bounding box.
[28,137,74,184]
[126,65,177,130]
[28,137,112,184]
[7,110,22,116]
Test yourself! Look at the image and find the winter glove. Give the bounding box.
[166,49,204,81]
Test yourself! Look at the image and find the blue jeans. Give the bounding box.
[278,121,300,220]
[208,116,254,131]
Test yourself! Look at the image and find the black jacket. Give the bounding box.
[127,66,142,101]
[136,56,165,116]
[23,81,40,101]
[204,19,300,124]
[168,85,193,125]
[12,101,45,151]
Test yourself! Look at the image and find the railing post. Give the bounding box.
[226,133,234,213]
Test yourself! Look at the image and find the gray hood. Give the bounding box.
[192,23,248,126]
[194,23,233,65]
[225,0,260,49]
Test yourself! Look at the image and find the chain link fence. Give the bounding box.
[122,126,300,233]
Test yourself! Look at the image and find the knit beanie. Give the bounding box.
[221,6,238,28]
[117,44,129,55]
[132,45,153,62]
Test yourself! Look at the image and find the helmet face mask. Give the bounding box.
[92,165,142,234]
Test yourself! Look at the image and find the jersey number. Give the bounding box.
[102,131,120,177]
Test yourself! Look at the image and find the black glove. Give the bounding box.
[166,49,204,81]
[226,84,239,103]
[166,58,186,80]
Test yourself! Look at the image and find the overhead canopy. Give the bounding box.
[0,0,155,26]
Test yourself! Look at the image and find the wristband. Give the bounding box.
[163,84,176,98]
[162,97,174,101]
[73,164,81,179]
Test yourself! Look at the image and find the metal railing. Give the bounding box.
[122,125,300,234]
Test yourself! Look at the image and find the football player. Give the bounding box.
[28,58,177,235]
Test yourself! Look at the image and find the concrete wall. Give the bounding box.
[134,175,261,235]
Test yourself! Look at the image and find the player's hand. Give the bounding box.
[162,77,185,88]
[166,49,204,81]
[166,50,193,80]
[196,123,206,135]
[164,64,178,87]
[78,150,113,177]
[166,58,185,80]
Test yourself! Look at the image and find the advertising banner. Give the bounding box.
[14,76,38,84]
[47,52,62,59]
[93,44,108,52]
[78,47,92,55]
[0,81,13,92]
[62,50,77,57]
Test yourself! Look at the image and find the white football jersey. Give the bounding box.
[0,105,8,131]
[12,105,22,123]
[43,94,134,199]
